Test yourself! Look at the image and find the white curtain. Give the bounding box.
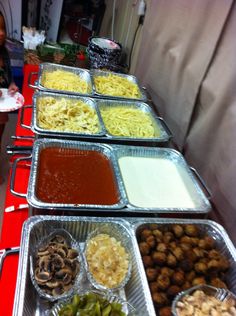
[134,0,236,243]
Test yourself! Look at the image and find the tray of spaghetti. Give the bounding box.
[31,92,171,144]
[31,91,105,138]
[91,69,147,101]
[97,99,170,143]
[31,63,93,96]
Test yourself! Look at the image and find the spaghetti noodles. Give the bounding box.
[100,106,157,137]
[42,70,89,93]
[94,74,141,98]
[37,96,100,134]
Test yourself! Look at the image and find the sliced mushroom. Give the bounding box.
[46,280,61,289]
[34,234,80,296]
[38,255,51,272]
[52,286,64,296]
[63,273,72,285]
[34,268,51,284]
[67,248,78,259]
[55,247,67,258]
[51,235,67,245]
[37,249,50,256]
[51,254,65,270]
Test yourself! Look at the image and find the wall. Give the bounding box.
[99,0,148,73]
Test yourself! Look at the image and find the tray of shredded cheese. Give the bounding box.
[34,63,93,96]
[13,216,152,316]
[91,69,147,101]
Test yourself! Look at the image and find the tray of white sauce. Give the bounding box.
[114,146,211,214]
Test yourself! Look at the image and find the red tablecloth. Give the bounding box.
[0,64,38,316]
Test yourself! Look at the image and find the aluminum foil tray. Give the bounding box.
[127,218,236,316]
[27,139,127,210]
[13,216,153,316]
[91,69,147,102]
[32,91,106,137]
[23,140,211,214]
[36,63,93,96]
[31,93,170,145]
[96,99,170,143]
[114,146,211,213]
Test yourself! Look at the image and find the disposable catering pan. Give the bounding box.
[10,139,127,211]
[91,69,147,102]
[28,63,147,102]
[127,218,236,316]
[13,215,154,316]
[10,139,211,215]
[31,91,106,138]
[28,91,171,146]
[28,62,93,96]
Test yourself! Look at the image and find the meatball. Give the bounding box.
[146,268,158,282]
[172,225,184,238]
[140,229,153,241]
[190,237,200,246]
[152,229,163,240]
[156,274,170,290]
[192,276,206,286]
[210,277,227,289]
[156,242,168,253]
[159,306,172,316]
[181,280,192,291]
[139,242,150,256]
[169,241,177,250]
[166,253,177,267]
[152,251,167,266]
[193,247,205,259]
[146,235,156,248]
[167,285,181,297]
[179,258,194,273]
[163,232,174,244]
[171,270,185,286]
[180,242,192,252]
[152,292,169,307]
[194,261,208,274]
[218,257,230,272]
[185,270,196,282]
[208,249,221,259]
[149,281,159,294]
[149,223,159,231]
[184,224,199,237]
[180,236,192,244]
[207,259,220,272]
[160,267,174,277]
[203,236,215,249]
[171,247,184,261]
[142,255,154,268]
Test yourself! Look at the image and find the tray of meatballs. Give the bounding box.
[13,216,236,316]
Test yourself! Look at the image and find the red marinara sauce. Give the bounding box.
[36,147,119,205]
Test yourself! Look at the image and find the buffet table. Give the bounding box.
[0,64,38,316]
[0,64,229,316]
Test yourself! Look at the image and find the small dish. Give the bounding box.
[84,225,132,291]
[30,229,84,302]
[50,289,136,316]
[0,88,24,112]
[172,284,236,316]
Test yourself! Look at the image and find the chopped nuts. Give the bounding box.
[176,290,236,316]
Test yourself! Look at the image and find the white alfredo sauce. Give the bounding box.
[118,156,196,208]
